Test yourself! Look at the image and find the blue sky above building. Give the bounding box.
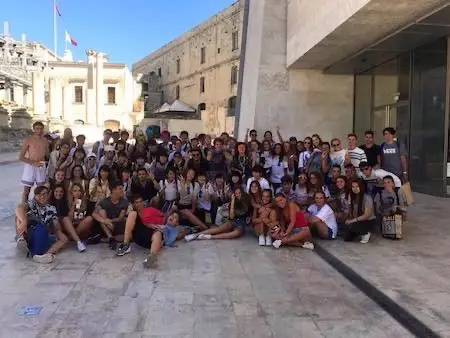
[1,0,234,66]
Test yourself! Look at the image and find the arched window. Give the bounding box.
[74,119,84,125]
[231,66,238,85]
[198,103,206,111]
[200,77,205,93]
[175,85,180,100]
[228,96,237,116]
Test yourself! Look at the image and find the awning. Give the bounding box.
[153,100,196,114]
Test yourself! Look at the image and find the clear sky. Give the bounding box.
[1,0,234,66]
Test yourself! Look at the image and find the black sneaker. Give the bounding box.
[108,238,118,250]
[116,242,131,256]
[86,234,102,245]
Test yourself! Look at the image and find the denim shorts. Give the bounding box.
[231,217,246,233]
[292,227,309,234]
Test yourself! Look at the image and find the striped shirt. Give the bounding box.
[348,147,367,177]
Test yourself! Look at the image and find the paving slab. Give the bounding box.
[318,193,450,336]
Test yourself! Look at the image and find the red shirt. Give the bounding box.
[139,207,164,225]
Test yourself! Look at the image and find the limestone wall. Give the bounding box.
[0,127,31,152]
[237,0,354,141]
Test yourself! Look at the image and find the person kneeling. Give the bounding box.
[185,187,249,241]
[306,191,338,240]
[15,185,68,264]
[116,196,187,268]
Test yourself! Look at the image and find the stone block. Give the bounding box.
[10,108,32,130]
[0,105,9,126]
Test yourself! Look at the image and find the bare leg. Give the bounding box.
[97,209,114,239]
[281,229,311,245]
[309,221,329,239]
[212,229,243,240]
[123,211,137,243]
[150,231,163,255]
[180,210,208,230]
[75,216,93,239]
[15,204,27,238]
[253,222,264,236]
[47,230,69,255]
[62,217,81,242]
[199,222,232,235]
[22,186,31,204]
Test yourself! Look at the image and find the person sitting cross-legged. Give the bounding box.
[117,196,188,268]
[15,185,68,264]
[92,182,132,250]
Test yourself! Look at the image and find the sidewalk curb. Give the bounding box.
[313,242,441,338]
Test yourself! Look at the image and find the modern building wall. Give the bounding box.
[237,0,354,141]
[132,1,243,136]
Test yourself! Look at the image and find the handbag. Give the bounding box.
[381,214,403,239]
[400,182,414,206]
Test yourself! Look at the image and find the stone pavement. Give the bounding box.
[0,151,20,165]
[318,193,450,337]
[0,215,411,338]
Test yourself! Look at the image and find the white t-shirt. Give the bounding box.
[268,157,288,183]
[246,177,271,192]
[159,180,178,201]
[307,204,337,238]
[330,149,347,174]
[364,169,402,188]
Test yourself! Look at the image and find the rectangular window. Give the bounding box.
[158,68,162,77]
[176,59,180,74]
[200,77,205,93]
[232,31,239,51]
[107,87,116,104]
[200,47,206,64]
[74,86,83,103]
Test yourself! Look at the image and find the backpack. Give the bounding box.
[26,222,54,256]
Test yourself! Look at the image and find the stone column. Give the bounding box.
[0,105,9,126]
[32,72,46,117]
[62,85,72,125]
[14,84,24,106]
[95,52,104,128]
[11,107,32,129]
[48,78,63,131]
[86,57,96,125]
[23,85,28,107]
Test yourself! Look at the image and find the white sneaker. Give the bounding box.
[258,235,265,246]
[77,241,86,252]
[185,234,198,242]
[302,241,314,250]
[32,253,54,264]
[198,234,212,240]
[272,240,282,249]
[265,236,272,246]
[360,232,371,244]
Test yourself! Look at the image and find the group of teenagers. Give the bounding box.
[14,121,408,267]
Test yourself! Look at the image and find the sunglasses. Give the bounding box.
[250,133,257,137]
[304,142,311,144]
[332,143,340,147]
[299,176,307,180]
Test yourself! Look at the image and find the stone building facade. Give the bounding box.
[0,23,140,142]
[132,0,243,136]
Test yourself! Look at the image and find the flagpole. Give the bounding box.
[53,0,57,56]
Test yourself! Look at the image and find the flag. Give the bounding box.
[55,4,62,17]
[65,31,78,47]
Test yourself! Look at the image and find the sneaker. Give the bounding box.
[265,236,272,246]
[32,253,54,264]
[77,241,86,252]
[86,234,101,245]
[272,240,282,249]
[360,232,371,244]
[16,237,29,255]
[258,235,265,246]
[302,241,315,250]
[143,253,158,269]
[185,233,199,242]
[198,234,212,240]
[108,238,118,250]
[116,242,131,256]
